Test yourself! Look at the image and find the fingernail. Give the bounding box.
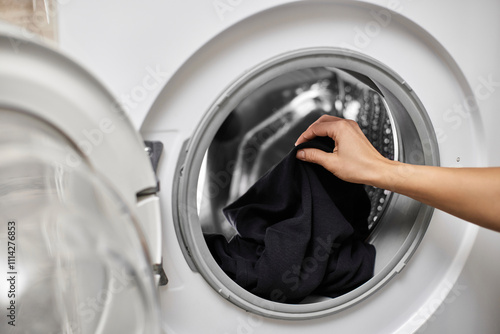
[297,150,305,160]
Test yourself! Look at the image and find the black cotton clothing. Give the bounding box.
[204,137,376,303]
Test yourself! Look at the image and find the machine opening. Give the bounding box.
[197,67,396,240]
[174,49,439,319]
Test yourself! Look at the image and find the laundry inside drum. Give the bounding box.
[175,52,437,316]
[197,67,397,244]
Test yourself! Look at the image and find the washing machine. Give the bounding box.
[1,0,500,333]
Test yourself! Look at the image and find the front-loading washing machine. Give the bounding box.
[1,0,500,333]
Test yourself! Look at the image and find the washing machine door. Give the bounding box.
[0,24,163,334]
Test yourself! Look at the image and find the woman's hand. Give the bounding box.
[295,115,500,231]
[295,115,391,185]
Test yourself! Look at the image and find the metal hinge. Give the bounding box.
[141,140,168,286]
[137,141,164,196]
[153,262,169,286]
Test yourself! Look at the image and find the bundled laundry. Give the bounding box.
[205,137,376,303]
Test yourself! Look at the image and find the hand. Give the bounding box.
[295,115,391,185]
[295,116,500,231]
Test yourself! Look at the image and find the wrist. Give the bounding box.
[368,158,403,190]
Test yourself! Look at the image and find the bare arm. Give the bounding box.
[295,115,500,232]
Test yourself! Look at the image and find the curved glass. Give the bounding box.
[0,110,160,334]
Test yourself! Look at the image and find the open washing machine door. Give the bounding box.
[0,24,164,334]
[3,0,497,332]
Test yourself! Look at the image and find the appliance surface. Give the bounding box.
[35,0,500,333]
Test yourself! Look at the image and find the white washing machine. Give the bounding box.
[1,0,500,333]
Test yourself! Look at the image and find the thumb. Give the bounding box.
[296,148,335,170]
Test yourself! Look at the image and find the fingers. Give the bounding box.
[295,115,335,146]
[296,148,337,172]
[311,114,341,125]
[295,115,344,146]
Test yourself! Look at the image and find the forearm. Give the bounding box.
[371,161,500,231]
[294,116,500,230]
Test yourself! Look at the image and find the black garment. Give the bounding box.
[205,137,376,303]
